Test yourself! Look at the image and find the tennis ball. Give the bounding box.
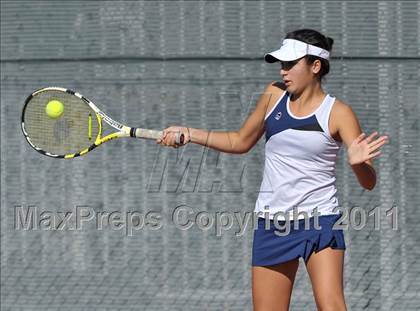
[45,100,64,119]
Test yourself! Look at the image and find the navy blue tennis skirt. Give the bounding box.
[252,213,346,266]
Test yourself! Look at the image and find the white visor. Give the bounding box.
[265,39,330,63]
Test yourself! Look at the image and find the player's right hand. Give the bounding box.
[157,126,191,148]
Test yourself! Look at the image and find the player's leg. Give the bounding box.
[252,258,299,311]
[305,248,347,311]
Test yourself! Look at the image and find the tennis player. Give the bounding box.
[158,28,389,311]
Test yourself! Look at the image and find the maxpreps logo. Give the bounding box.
[275,111,282,120]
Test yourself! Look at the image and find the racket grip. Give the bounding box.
[132,128,162,140]
[132,128,184,145]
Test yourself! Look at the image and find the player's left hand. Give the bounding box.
[347,131,389,165]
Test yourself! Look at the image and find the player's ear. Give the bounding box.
[311,59,322,75]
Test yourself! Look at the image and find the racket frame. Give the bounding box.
[21,87,166,159]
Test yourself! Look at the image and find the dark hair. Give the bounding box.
[285,29,334,79]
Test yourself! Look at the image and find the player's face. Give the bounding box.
[280,57,316,94]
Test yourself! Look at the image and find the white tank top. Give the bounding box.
[254,90,343,220]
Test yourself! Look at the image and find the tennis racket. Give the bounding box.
[21,87,183,158]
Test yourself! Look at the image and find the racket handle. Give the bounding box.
[132,128,184,145]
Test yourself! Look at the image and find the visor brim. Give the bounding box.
[264,49,305,63]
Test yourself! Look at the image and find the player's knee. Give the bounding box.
[253,302,289,311]
[317,301,347,311]
[252,289,291,311]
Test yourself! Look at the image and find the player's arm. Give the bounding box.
[188,83,276,154]
[333,100,389,190]
[161,82,283,154]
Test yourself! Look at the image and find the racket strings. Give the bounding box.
[23,90,100,156]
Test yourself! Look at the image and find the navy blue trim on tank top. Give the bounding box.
[265,92,324,142]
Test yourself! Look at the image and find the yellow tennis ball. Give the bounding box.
[45,100,64,119]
